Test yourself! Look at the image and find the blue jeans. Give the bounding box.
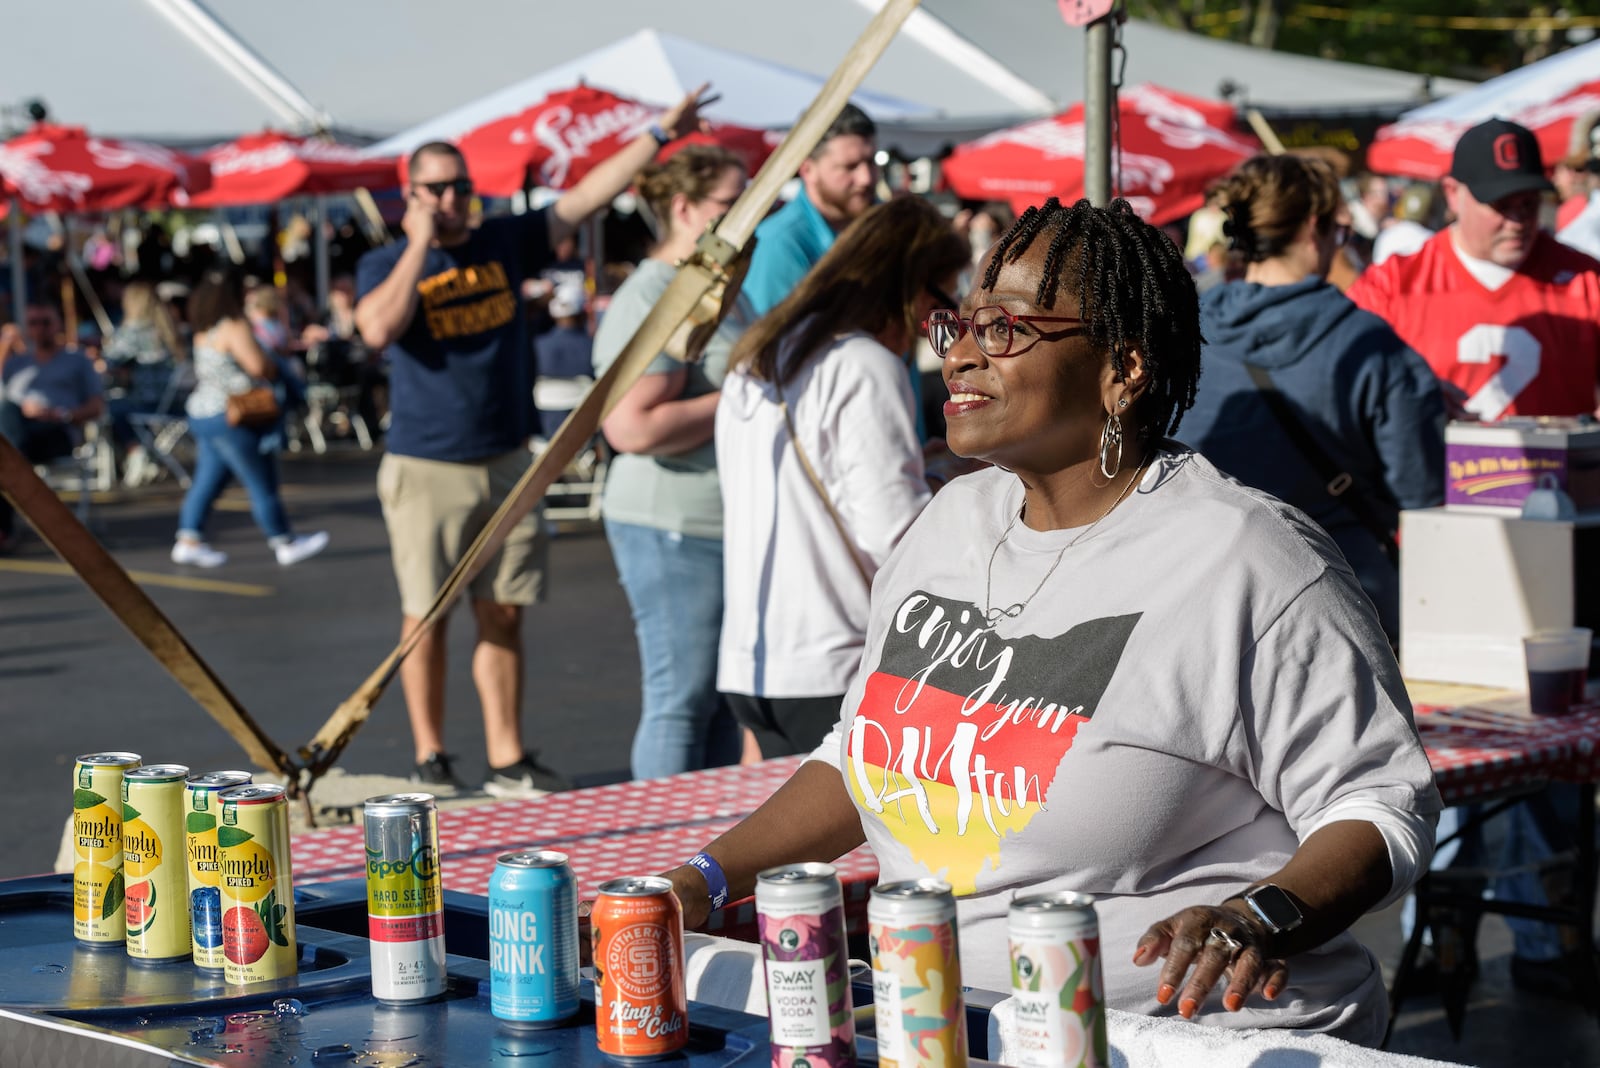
[1402,786,1588,961]
[177,414,291,542]
[605,519,740,779]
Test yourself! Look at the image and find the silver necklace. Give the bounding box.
[982,459,1150,628]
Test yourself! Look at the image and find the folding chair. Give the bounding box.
[532,375,608,523]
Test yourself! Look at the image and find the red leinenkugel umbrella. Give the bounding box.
[448,85,776,196]
[1367,77,1600,180]
[940,84,1260,225]
[187,131,401,208]
[0,122,208,212]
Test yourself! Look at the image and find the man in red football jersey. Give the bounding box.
[1349,123,1600,1001]
[1347,118,1600,421]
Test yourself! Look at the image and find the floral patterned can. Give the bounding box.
[755,863,856,1067]
[868,880,967,1068]
[1007,891,1107,1068]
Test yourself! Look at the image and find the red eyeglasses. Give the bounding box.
[923,306,1085,358]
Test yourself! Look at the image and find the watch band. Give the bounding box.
[648,123,672,148]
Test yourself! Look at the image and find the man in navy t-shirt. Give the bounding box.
[355,87,708,795]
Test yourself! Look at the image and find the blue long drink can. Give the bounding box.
[490,850,580,1027]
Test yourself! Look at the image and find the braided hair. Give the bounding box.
[979,197,1202,441]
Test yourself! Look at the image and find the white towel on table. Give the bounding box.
[681,934,1469,1068]
[989,998,1471,1068]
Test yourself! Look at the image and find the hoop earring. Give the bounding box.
[1099,414,1123,480]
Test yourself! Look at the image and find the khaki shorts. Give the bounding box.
[377,450,548,618]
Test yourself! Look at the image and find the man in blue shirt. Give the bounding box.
[741,105,879,315]
[0,303,105,552]
[355,87,707,796]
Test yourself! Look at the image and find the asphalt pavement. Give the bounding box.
[3,446,1596,1066]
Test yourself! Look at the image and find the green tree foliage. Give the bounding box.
[1126,1,1600,79]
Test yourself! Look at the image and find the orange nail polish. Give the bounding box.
[1157,983,1175,1003]
[1224,992,1243,1012]
[1179,997,1197,1018]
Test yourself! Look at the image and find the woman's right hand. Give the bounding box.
[661,863,714,930]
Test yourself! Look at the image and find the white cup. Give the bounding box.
[1523,628,1593,716]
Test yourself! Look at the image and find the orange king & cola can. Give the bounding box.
[592,876,687,1061]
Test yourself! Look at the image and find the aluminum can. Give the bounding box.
[364,792,448,1002]
[121,764,192,962]
[1007,892,1106,1068]
[184,771,254,969]
[868,880,968,1068]
[489,849,580,1027]
[72,752,142,946]
[217,784,297,985]
[755,863,855,1067]
[592,875,688,1061]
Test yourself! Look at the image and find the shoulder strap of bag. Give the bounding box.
[1242,361,1399,565]
[777,385,873,589]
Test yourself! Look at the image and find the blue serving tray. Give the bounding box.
[0,872,882,1065]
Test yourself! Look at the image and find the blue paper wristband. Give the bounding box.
[687,852,730,911]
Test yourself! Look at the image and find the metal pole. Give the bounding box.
[7,199,24,316]
[313,194,331,311]
[1084,16,1115,207]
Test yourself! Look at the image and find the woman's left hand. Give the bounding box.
[1133,905,1289,1019]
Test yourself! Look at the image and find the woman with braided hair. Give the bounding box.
[656,198,1440,1043]
[1182,154,1446,644]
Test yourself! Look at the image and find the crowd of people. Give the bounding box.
[5,87,1599,1037]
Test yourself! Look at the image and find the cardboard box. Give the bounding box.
[1400,508,1573,689]
[1445,418,1600,513]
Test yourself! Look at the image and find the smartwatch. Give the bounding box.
[1240,884,1303,935]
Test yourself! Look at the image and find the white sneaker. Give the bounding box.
[274,531,329,566]
[171,540,227,568]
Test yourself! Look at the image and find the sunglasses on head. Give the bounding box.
[416,178,474,199]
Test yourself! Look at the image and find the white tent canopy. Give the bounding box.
[1,0,1473,150]
[366,29,938,161]
[914,2,1475,114]
[1381,38,1600,131]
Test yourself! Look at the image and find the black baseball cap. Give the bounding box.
[1449,119,1554,203]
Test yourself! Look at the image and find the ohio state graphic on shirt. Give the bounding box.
[846,591,1139,895]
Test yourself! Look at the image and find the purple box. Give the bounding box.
[1444,419,1600,513]
[1445,443,1568,509]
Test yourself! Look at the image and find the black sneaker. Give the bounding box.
[483,752,573,797]
[412,752,467,791]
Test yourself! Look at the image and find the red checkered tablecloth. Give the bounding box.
[1415,702,1600,805]
[293,700,1600,938]
[291,756,877,939]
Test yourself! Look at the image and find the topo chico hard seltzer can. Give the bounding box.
[184,771,254,969]
[121,764,192,963]
[755,862,856,1067]
[364,792,448,1003]
[489,849,580,1027]
[592,876,688,1062]
[869,880,969,1068]
[1008,891,1107,1068]
[72,752,142,946]
[216,784,297,985]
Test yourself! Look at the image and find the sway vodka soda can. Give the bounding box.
[489,849,580,1027]
[217,784,297,985]
[184,771,254,969]
[755,862,855,1067]
[1007,891,1107,1068]
[364,792,448,1003]
[72,752,142,946]
[592,876,687,1061]
[868,879,968,1068]
[121,764,192,962]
